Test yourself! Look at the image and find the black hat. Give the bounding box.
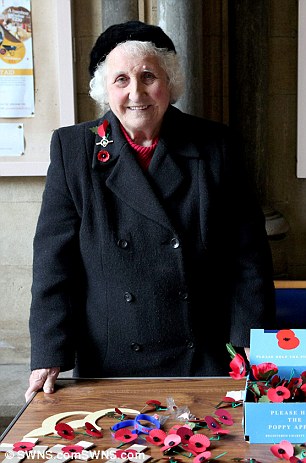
[89,20,176,77]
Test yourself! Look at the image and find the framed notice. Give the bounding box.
[0,0,34,117]
[0,0,75,176]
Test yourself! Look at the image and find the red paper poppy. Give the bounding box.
[251,362,278,381]
[257,381,270,397]
[193,451,212,463]
[289,457,306,462]
[146,400,161,406]
[229,353,247,379]
[287,377,302,391]
[301,383,306,393]
[221,396,235,403]
[204,416,229,435]
[85,422,103,438]
[114,428,138,443]
[55,422,75,440]
[277,330,300,350]
[146,429,167,446]
[270,440,294,459]
[267,386,291,403]
[176,426,194,444]
[186,434,210,454]
[97,150,110,163]
[62,445,84,455]
[168,424,182,434]
[115,449,138,458]
[215,396,243,408]
[12,442,35,452]
[160,434,181,451]
[271,375,281,387]
[214,409,234,426]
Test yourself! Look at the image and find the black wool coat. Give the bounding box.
[29,106,275,377]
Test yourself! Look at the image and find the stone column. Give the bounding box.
[101,0,138,28]
[157,0,204,116]
[229,0,289,277]
[229,0,269,202]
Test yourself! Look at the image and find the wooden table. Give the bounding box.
[0,378,277,462]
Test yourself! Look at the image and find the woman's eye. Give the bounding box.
[115,76,128,85]
[142,72,156,82]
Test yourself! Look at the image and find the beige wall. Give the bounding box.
[0,178,44,364]
[0,0,304,368]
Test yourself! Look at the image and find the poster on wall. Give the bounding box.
[0,0,34,117]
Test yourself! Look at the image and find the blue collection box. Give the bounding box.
[244,329,306,444]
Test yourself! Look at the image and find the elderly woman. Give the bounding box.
[26,21,274,400]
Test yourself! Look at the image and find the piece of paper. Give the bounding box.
[0,122,24,155]
[0,0,34,117]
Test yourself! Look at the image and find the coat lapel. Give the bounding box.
[89,107,200,232]
[106,146,175,231]
[89,111,176,232]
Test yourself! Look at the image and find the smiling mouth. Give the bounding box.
[128,105,150,110]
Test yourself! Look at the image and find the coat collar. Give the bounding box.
[89,106,198,231]
[90,106,201,169]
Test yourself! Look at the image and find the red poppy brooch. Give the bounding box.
[90,120,113,164]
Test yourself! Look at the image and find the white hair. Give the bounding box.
[89,40,185,114]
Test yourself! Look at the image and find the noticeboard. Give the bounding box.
[0,0,75,176]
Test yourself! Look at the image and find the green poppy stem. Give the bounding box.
[211,451,227,460]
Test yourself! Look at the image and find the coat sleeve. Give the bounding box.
[29,129,81,371]
[221,130,276,347]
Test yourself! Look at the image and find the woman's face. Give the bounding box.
[106,45,171,140]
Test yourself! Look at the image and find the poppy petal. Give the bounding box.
[61,445,84,455]
[146,429,167,446]
[277,330,300,350]
[85,422,103,438]
[204,416,229,435]
[12,442,35,452]
[146,400,161,406]
[55,423,75,440]
[267,386,291,403]
[193,451,212,463]
[114,429,138,443]
[176,426,194,444]
[160,434,181,451]
[168,424,182,434]
[215,409,234,426]
[229,353,247,379]
[270,440,294,459]
[188,434,210,452]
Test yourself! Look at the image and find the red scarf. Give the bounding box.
[121,125,158,170]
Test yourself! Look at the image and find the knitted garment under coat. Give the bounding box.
[121,124,158,170]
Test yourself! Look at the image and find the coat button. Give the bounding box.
[124,292,134,302]
[117,239,129,249]
[131,342,142,352]
[179,291,188,301]
[187,341,194,349]
[170,237,180,248]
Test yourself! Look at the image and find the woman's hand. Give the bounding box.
[25,367,60,402]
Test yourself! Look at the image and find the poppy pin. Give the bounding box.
[97,150,110,163]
